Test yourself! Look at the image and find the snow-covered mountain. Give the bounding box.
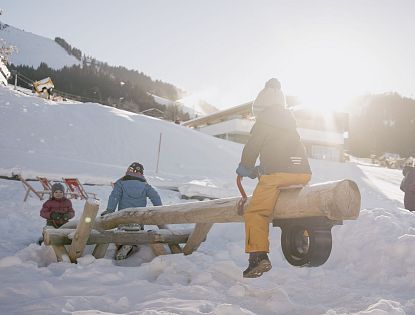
[0,22,80,69]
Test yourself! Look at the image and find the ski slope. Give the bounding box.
[0,23,81,69]
[0,84,414,315]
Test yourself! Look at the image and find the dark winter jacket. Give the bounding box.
[40,197,75,228]
[401,166,415,193]
[106,174,162,213]
[239,106,311,175]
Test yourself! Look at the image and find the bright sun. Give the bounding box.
[282,38,374,112]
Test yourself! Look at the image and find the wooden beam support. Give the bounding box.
[68,199,100,263]
[43,228,193,246]
[52,245,69,262]
[92,244,109,259]
[150,244,167,256]
[183,223,213,255]
[168,244,182,254]
[156,224,182,254]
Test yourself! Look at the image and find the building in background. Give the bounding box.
[182,103,349,162]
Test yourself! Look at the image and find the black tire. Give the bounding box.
[281,225,332,267]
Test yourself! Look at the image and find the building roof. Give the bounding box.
[182,102,348,132]
[182,102,252,128]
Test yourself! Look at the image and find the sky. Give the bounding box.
[1,0,415,110]
[1,84,415,314]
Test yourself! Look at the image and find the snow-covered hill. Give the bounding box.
[0,84,414,315]
[0,22,80,69]
[0,22,219,117]
[0,85,244,196]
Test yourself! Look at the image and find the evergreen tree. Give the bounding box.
[348,93,415,157]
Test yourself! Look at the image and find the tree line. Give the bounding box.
[347,93,415,158]
[8,58,190,121]
[54,37,82,61]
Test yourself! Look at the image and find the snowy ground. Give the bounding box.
[1,85,414,315]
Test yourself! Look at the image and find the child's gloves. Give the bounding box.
[62,213,69,221]
[50,212,62,220]
[100,209,112,217]
[236,164,261,179]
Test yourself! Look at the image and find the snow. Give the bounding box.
[0,24,81,69]
[0,84,415,315]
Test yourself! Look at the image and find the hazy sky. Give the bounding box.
[1,0,415,110]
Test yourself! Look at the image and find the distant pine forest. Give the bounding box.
[348,93,415,158]
[8,37,190,121]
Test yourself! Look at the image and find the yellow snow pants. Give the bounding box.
[244,172,311,253]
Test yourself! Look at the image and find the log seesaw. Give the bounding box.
[43,179,361,266]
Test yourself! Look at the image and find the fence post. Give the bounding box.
[13,70,17,89]
[155,132,162,173]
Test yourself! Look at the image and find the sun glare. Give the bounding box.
[283,38,370,113]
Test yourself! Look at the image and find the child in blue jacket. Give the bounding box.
[101,162,162,259]
[101,162,161,215]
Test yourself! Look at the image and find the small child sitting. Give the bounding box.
[40,183,75,228]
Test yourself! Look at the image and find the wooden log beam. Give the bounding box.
[168,244,182,254]
[68,199,99,262]
[44,228,193,246]
[94,179,361,230]
[150,243,167,256]
[92,244,109,259]
[183,223,213,255]
[52,245,69,262]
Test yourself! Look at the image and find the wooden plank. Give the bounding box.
[150,243,167,256]
[92,244,109,259]
[183,223,213,255]
[168,244,182,254]
[43,228,192,246]
[67,199,99,263]
[156,224,182,253]
[52,245,69,262]
[94,180,361,230]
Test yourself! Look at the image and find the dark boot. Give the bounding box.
[243,252,272,278]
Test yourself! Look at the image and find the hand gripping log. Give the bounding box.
[236,175,248,215]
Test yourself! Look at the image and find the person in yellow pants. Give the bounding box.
[236,78,312,278]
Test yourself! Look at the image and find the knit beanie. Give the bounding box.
[252,78,286,118]
[265,78,281,89]
[51,183,65,193]
[126,162,144,177]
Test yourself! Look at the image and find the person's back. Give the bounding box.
[102,162,162,215]
[109,175,161,210]
[101,162,162,260]
[244,110,309,175]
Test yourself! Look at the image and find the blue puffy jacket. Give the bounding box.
[106,175,162,213]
